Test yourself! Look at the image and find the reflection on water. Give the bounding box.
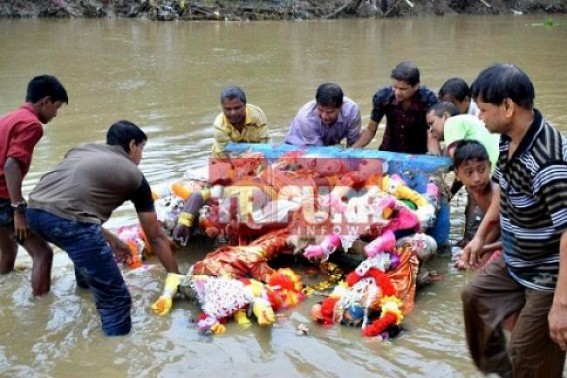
[0,15,566,377]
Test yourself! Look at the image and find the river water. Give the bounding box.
[0,15,566,378]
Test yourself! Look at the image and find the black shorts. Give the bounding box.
[0,198,14,228]
[0,198,23,244]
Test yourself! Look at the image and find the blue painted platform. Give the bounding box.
[225,143,453,247]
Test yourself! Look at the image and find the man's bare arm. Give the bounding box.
[352,120,379,148]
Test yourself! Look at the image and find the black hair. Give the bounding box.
[26,75,68,104]
[391,61,420,86]
[220,86,247,104]
[470,63,534,109]
[453,140,490,169]
[429,101,460,118]
[106,120,147,152]
[438,78,470,103]
[315,83,344,108]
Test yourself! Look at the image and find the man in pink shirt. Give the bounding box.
[0,75,68,296]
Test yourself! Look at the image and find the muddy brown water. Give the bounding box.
[0,15,566,377]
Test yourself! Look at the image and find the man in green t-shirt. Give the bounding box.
[426,101,499,168]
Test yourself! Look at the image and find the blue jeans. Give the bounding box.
[27,208,131,336]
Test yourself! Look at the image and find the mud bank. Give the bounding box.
[0,0,565,21]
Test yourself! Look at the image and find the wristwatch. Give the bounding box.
[11,201,27,214]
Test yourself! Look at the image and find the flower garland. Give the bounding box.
[346,267,404,337]
[313,267,404,338]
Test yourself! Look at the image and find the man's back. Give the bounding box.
[444,114,500,168]
[29,143,143,224]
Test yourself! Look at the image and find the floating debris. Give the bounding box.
[296,323,309,336]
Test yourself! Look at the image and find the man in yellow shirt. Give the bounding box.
[211,86,270,158]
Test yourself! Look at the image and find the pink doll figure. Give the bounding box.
[364,229,397,258]
[304,234,342,261]
[383,205,420,234]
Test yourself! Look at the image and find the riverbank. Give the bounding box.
[0,0,565,21]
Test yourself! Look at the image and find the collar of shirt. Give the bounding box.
[21,103,40,118]
[515,108,542,156]
[222,108,255,132]
[501,108,542,159]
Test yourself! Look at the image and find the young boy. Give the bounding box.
[438,77,479,117]
[427,101,500,247]
[0,75,68,296]
[451,140,500,269]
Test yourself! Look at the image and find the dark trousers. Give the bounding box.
[461,256,565,377]
[27,208,131,336]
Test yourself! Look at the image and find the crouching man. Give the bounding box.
[26,120,181,336]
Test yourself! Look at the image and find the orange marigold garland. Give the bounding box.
[362,295,404,337]
[265,268,305,311]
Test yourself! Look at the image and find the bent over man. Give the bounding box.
[285,83,361,147]
[26,120,181,336]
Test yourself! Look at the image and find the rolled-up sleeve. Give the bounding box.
[7,122,43,170]
[370,87,391,123]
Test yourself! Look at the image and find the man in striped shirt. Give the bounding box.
[461,63,567,377]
